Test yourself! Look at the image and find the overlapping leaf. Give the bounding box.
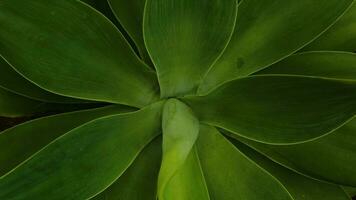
[0,102,163,200]
[230,117,356,186]
[108,0,151,64]
[184,75,356,144]
[196,125,293,200]
[158,99,205,199]
[302,3,356,52]
[231,138,350,200]
[257,52,356,79]
[0,0,158,107]
[92,137,162,200]
[0,87,49,117]
[0,105,133,177]
[199,0,353,94]
[0,57,82,103]
[144,0,238,97]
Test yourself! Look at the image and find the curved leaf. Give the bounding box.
[257,52,356,80]
[0,105,134,177]
[343,186,356,197]
[184,75,356,144]
[231,138,350,200]
[162,147,210,200]
[0,0,158,107]
[0,57,83,103]
[80,0,118,24]
[0,87,48,117]
[92,137,162,200]
[231,117,356,186]
[196,125,293,200]
[144,0,237,97]
[108,0,151,64]
[80,0,142,58]
[158,99,202,199]
[302,3,356,52]
[0,102,163,200]
[199,0,353,94]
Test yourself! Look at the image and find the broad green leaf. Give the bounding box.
[108,0,152,64]
[0,105,134,177]
[231,138,350,200]
[0,87,48,117]
[343,186,356,197]
[302,3,356,52]
[0,102,163,200]
[92,137,162,200]
[199,0,353,94]
[144,0,237,97]
[196,125,293,200]
[0,57,83,103]
[162,147,210,200]
[230,117,356,186]
[257,52,356,80]
[0,117,30,132]
[80,0,142,58]
[184,75,356,144]
[80,0,118,24]
[0,0,158,107]
[158,99,202,199]
[0,87,83,117]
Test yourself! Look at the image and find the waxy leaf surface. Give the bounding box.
[0,57,82,103]
[0,105,133,177]
[184,75,356,144]
[302,3,356,52]
[93,137,162,200]
[257,52,356,80]
[144,0,237,97]
[0,102,163,200]
[0,0,158,107]
[231,139,350,200]
[108,0,151,64]
[233,118,356,186]
[196,125,293,200]
[199,0,353,94]
[158,99,204,199]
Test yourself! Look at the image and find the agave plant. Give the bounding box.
[1,0,356,199]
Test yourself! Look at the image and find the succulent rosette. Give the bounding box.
[0,0,356,199]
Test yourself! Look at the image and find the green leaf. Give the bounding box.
[231,138,350,200]
[302,3,356,52]
[184,75,356,144]
[196,125,293,200]
[92,137,162,200]
[0,57,83,103]
[229,117,356,186]
[80,0,118,24]
[343,186,356,197]
[0,87,48,117]
[257,52,356,80]
[158,99,205,199]
[0,105,134,177]
[0,102,163,200]
[108,0,152,64]
[0,0,158,107]
[80,0,142,58]
[199,0,353,94]
[144,0,237,97]
[162,147,210,200]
